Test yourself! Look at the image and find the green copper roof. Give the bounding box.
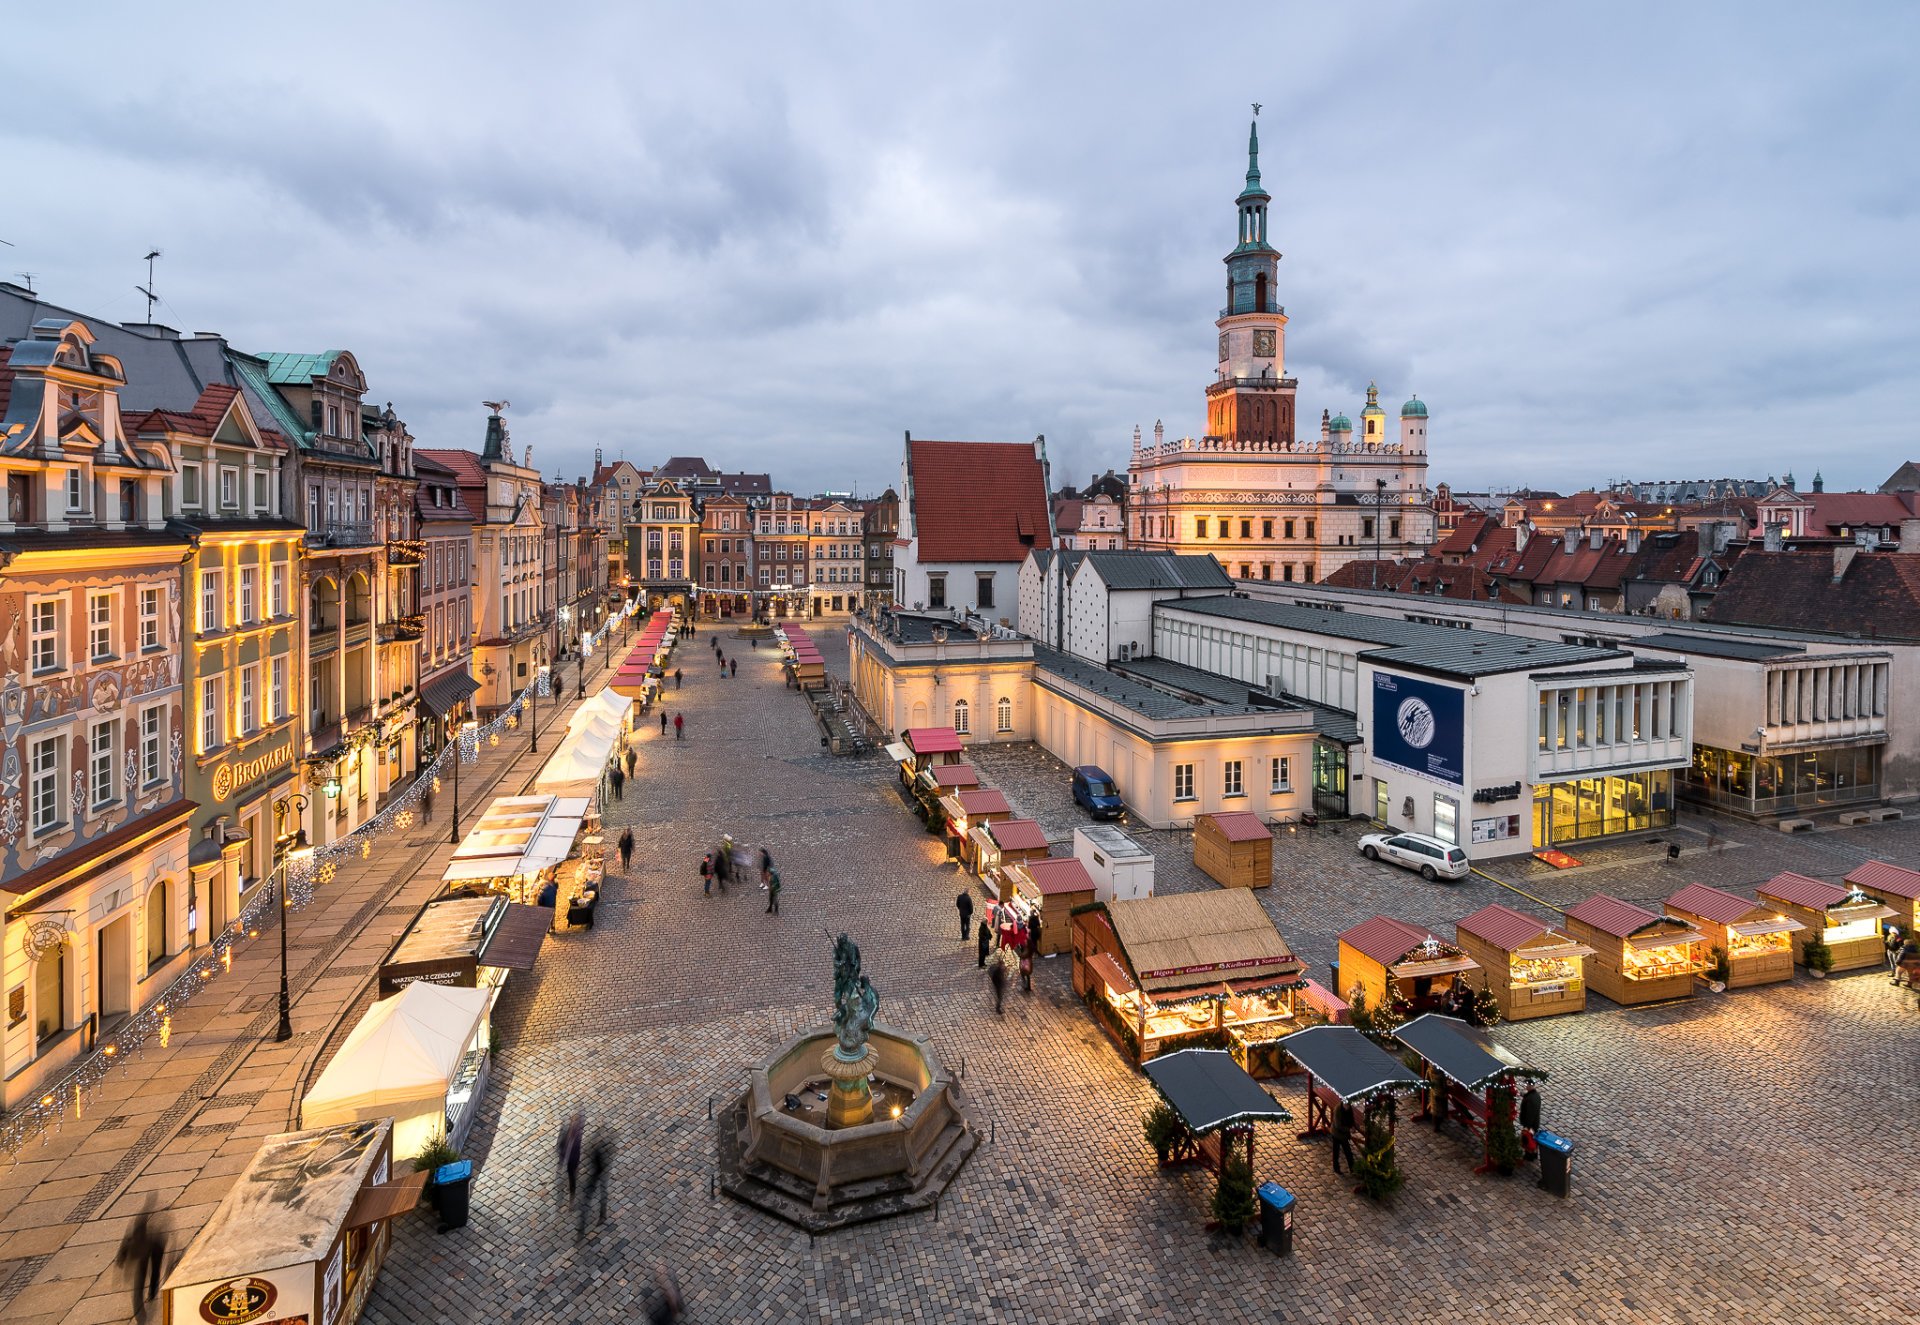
[1361,381,1384,415]
[261,351,342,386]
[1401,396,1428,418]
[1237,118,1268,201]
[1329,413,1353,432]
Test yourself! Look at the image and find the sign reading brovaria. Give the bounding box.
[1370,673,1465,787]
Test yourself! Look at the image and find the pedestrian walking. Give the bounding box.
[575,1133,614,1241]
[729,658,737,678]
[760,847,775,886]
[1519,1083,1543,1161]
[646,1268,684,1324]
[976,917,991,968]
[618,828,635,874]
[557,1110,584,1204]
[1330,1101,1356,1175]
[674,713,684,740]
[116,1197,166,1320]
[420,784,434,822]
[1889,925,1907,983]
[1019,946,1034,993]
[625,749,637,779]
[660,711,669,735]
[674,668,683,690]
[765,868,782,914]
[988,955,1008,1016]
[956,889,974,941]
[700,852,713,896]
[610,766,626,801]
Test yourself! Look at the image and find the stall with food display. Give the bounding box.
[1193,811,1273,889]
[1393,1013,1547,1176]
[443,794,599,919]
[1453,903,1594,1021]
[1754,872,1895,973]
[942,787,1013,870]
[1005,856,1097,955]
[1336,916,1482,1019]
[377,894,550,1002]
[1845,860,1920,947]
[1664,883,1802,988]
[974,817,1051,900]
[1071,889,1309,1075]
[1562,893,1705,1005]
[161,1120,420,1325]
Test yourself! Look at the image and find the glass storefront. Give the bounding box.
[1531,770,1674,847]
[1682,743,1880,815]
[1313,741,1349,818]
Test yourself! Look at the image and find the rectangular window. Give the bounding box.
[90,720,116,809]
[182,463,202,507]
[1390,517,1401,539]
[220,467,239,510]
[141,705,163,786]
[1223,760,1243,797]
[1261,564,1272,580]
[271,563,288,618]
[1434,794,1460,846]
[1304,520,1315,539]
[200,569,223,634]
[928,575,947,609]
[759,567,771,586]
[89,591,113,661]
[1262,519,1274,538]
[1173,763,1195,802]
[240,665,258,735]
[1240,519,1251,539]
[1538,694,1550,751]
[66,468,85,511]
[976,574,995,609]
[140,587,162,651]
[239,567,257,624]
[31,736,61,835]
[1375,778,1391,822]
[1362,517,1375,540]
[200,677,223,753]
[253,471,270,513]
[1271,756,1291,793]
[1195,518,1209,538]
[30,598,61,673]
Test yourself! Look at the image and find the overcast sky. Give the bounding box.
[6,2,1915,496]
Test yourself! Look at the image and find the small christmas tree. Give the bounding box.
[1352,1108,1404,1201]
[1486,1084,1524,1175]
[1469,984,1502,1028]
[1211,1150,1258,1233]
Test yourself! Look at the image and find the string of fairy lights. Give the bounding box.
[0,593,636,1159]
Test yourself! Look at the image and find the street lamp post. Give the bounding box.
[531,666,541,753]
[449,716,475,845]
[271,795,312,1043]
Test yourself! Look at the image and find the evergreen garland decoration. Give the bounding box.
[1486,1083,1524,1175]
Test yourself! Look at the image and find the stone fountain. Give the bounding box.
[718,934,976,1231]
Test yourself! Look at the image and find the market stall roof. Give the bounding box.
[956,788,1012,817]
[1564,893,1697,942]
[1280,1026,1424,1102]
[1730,916,1804,938]
[1202,810,1271,843]
[1845,860,1920,901]
[478,902,551,970]
[1340,916,1477,977]
[903,727,962,755]
[1018,856,1097,896]
[301,983,491,1125]
[442,795,592,883]
[1455,902,1549,950]
[1395,1014,1532,1091]
[164,1120,390,1288]
[927,764,979,789]
[1757,872,1897,920]
[987,818,1049,853]
[387,895,499,969]
[1666,882,1772,927]
[1106,889,1303,994]
[1143,1048,1293,1134]
[567,689,633,733]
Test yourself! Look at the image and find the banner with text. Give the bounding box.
[1370,672,1465,787]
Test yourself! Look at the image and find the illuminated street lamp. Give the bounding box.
[271,794,313,1043]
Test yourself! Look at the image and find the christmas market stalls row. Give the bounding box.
[442,793,601,914]
[775,623,826,689]
[1336,916,1481,1019]
[1756,872,1899,971]
[1454,903,1594,1021]
[607,610,678,706]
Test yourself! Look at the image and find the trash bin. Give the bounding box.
[1256,1182,1295,1255]
[432,1159,473,1231]
[1328,960,1340,998]
[1536,1131,1572,1198]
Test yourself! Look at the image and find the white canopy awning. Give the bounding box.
[567,689,633,735]
[300,983,490,1127]
[882,742,911,764]
[443,795,593,883]
[536,712,623,797]
[1731,916,1805,939]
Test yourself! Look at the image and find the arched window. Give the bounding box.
[996,696,1013,733]
[146,881,168,971]
[952,698,970,735]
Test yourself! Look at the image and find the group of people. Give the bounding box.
[608,746,638,800]
[712,636,738,679]
[556,1112,682,1320]
[701,836,782,913]
[1889,924,1917,984]
[957,889,1038,1015]
[658,710,685,739]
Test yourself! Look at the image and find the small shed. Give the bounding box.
[1665,883,1801,989]
[902,726,965,770]
[1453,902,1594,1021]
[1562,894,1705,1005]
[1193,811,1272,889]
[975,818,1051,899]
[1845,860,1920,940]
[1756,871,1899,971]
[1336,916,1481,1015]
[944,788,1013,869]
[1008,856,1098,954]
[1073,824,1155,903]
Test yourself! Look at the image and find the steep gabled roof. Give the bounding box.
[1079,550,1231,592]
[906,438,1053,563]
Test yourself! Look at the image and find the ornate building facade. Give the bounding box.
[1127,118,1435,584]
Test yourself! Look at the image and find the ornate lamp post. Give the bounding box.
[271,794,313,1043]
[449,717,476,845]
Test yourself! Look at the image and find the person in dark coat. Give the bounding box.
[576,1133,614,1240]
[557,1110,584,1204]
[765,869,782,915]
[625,749,637,779]
[610,766,625,801]
[1519,1083,1543,1160]
[988,956,1007,1016]
[956,890,974,941]
[976,916,991,968]
[1019,946,1034,993]
[674,668,682,689]
[618,828,635,874]
[1330,1101,1356,1175]
[116,1197,166,1319]
[660,711,669,734]
[420,785,434,822]
[729,658,737,678]
[760,847,775,885]
[700,853,713,896]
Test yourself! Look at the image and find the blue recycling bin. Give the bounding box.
[432,1159,473,1231]
[1536,1131,1572,1198]
[1256,1181,1295,1255]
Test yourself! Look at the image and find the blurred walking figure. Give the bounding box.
[988,955,1008,1015]
[556,1110,584,1205]
[1020,946,1034,993]
[660,711,669,735]
[760,847,775,886]
[674,668,683,690]
[765,868,782,914]
[646,1267,684,1324]
[610,766,626,801]
[576,1132,615,1240]
[625,749,637,779]
[116,1197,166,1319]
[618,828,635,874]
[729,658,737,678]
[420,784,434,822]
[674,713,685,740]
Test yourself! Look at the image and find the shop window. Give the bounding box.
[1434,794,1460,845]
[1173,763,1195,802]
[953,699,970,735]
[997,697,1013,732]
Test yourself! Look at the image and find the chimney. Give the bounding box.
[1902,517,1920,552]
[1696,523,1716,556]
[1515,522,1530,552]
[1833,544,1859,581]
[1589,528,1603,551]
[1763,522,1785,552]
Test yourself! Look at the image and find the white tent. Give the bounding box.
[534,717,622,798]
[300,983,491,1160]
[567,689,633,735]
[442,795,592,887]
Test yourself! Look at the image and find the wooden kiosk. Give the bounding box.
[1755,872,1898,972]
[944,787,1013,870]
[1453,903,1594,1021]
[1193,811,1273,889]
[975,817,1051,899]
[1563,894,1705,1005]
[1664,883,1801,988]
[1336,916,1481,1015]
[1846,860,1920,941]
[1007,856,1097,954]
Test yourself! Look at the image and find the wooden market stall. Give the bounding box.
[1664,883,1802,989]
[974,817,1051,899]
[1006,856,1098,955]
[1394,1014,1546,1176]
[1453,903,1594,1021]
[1072,889,1308,1075]
[944,787,1013,869]
[902,726,965,770]
[1142,1048,1292,1194]
[1755,872,1898,972]
[1845,860,1920,943]
[378,894,550,1002]
[1336,916,1482,1017]
[913,762,977,835]
[443,794,598,914]
[1562,894,1705,1006]
[160,1120,421,1325]
[1279,1025,1423,1182]
[1193,811,1273,889]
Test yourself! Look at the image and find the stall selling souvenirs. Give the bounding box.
[1756,871,1900,971]
[1664,883,1801,988]
[1562,894,1706,1005]
[974,817,1051,899]
[1193,811,1273,889]
[161,1120,420,1325]
[1005,856,1097,955]
[377,894,550,1001]
[1393,1013,1546,1175]
[1453,903,1594,1021]
[443,794,599,912]
[1072,889,1308,1074]
[1336,916,1482,1018]
[943,787,1013,869]
[1845,860,1920,943]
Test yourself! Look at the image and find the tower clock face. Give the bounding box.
[1218,333,1229,361]
[1253,329,1276,358]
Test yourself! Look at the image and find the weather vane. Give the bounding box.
[1252,102,1262,117]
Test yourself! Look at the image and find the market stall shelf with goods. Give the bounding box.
[1335,916,1481,1018]
[1754,872,1896,973]
[1845,860,1920,943]
[1453,903,1594,1021]
[1562,894,1706,1006]
[1193,811,1273,889]
[1664,883,1802,989]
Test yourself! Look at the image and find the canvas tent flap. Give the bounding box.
[300,984,490,1126]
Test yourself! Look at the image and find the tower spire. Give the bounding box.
[1246,106,1262,193]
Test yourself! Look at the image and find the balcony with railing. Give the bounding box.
[379,613,426,643]
[310,522,379,549]
[386,539,425,567]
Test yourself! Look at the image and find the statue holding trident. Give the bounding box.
[822,933,882,1127]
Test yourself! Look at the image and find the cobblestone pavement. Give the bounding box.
[366,628,1918,1324]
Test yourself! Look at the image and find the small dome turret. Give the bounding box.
[1401,396,1428,418]
[1329,413,1353,433]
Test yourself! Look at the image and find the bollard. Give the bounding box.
[707,1095,713,1120]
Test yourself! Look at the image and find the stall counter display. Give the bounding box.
[980,818,1051,900]
[1664,883,1801,989]
[1755,872,1897,972]
[1845,860,1920,943]
[1562,894,1705,1005]
[1193,811,1272,889]
[1336,916,1481,1017]
[1453,903,1594,1021]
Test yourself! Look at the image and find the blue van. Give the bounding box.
[1072,766,1125,820]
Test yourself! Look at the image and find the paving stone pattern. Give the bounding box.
[365,629,1918,1324]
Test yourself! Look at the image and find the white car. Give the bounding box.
[1358,831,1471,883]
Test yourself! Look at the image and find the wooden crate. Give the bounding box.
[1193,812,1272,889]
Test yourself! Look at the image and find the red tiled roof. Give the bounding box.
[907,439,1053,562]
[1052,497,1084,533]
[955,788,1011,817]
[1203,811,1270,843]
[1338,915,1437,967]
[1807,492,1917,531]
[1665,882,1760,926]
[1846,860,1920,901]
[1023,856,1096,895]
[903,727,961,755]
[1563,893,1661,938]
[1703,550,1920,639]
[1435,513,1495,556]
[1455,902,1551,951]
[1754,872,1848,911]
[988,818,1049,852]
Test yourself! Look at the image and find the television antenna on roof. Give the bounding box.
[135,249,162,321]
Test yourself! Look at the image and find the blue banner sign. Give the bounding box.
[1371,672,1465,787]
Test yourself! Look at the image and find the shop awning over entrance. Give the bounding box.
[419,669,481,717]
[1143,1048,1292,1134]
